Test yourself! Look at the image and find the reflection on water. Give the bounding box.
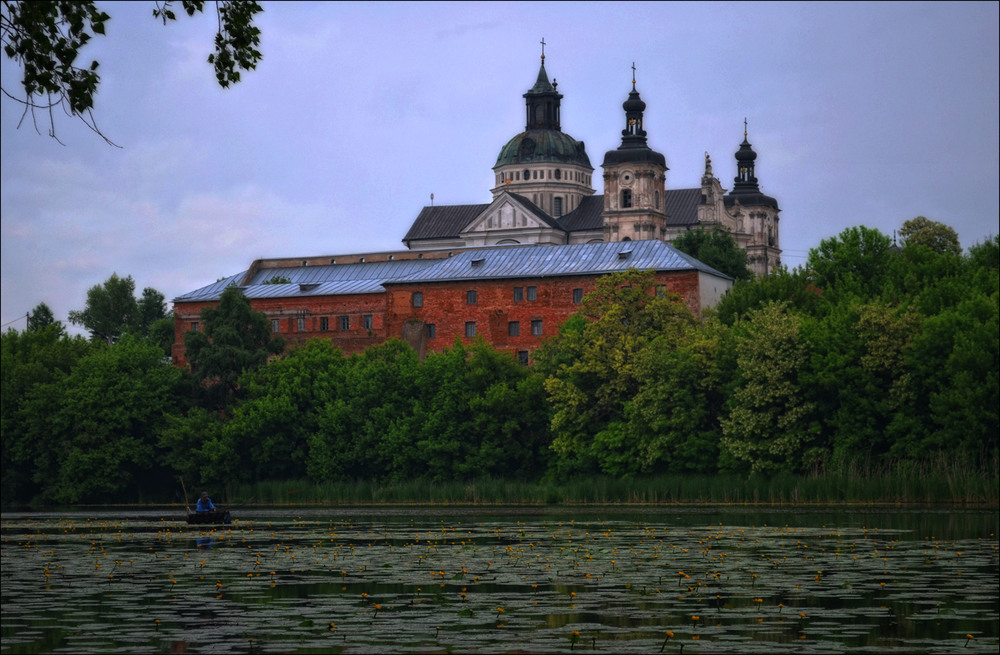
[1,506,997,653]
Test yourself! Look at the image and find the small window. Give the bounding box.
[655,190,660,209]
[426,323,436,339]
[517,351,529,366]
[531,320,543,336]
[271,319,280,333]
[339,315,350,331]
[655,284,667,298]
[513,287,524,302]
[527,286,537,301]
[467,290,477,304]
[190,321,199,332]
[622,189,632,208]
[523,168,530,181]
[363,314,373,330]
[465,322,476,338]
[555,168,561,180]
[508,321,520,337]
[320,317,329,331]
[572,288,583,304]
[412,291,423,307]
[297,317,306,332]
[553,196,563,217]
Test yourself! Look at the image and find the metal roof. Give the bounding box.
[174,259,442,303]
[174,240,730,304]
[385,240,730,285]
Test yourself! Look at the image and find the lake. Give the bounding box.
[2,505,997,653]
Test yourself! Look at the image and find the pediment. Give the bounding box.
[461,193,554,236]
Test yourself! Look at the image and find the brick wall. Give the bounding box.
[172,270,704,367]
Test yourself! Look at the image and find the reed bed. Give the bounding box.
[228,456,998,507]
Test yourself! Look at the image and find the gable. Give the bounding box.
[461,193,562,237]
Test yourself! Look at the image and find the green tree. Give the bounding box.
[183,284,284,408]
[1,0,262,143]
[806,226,893,299]
[898,216,961,255]
[538,269,698,476]
[16,336,183,503]
[672,227,752,281]
[27,302,61,332]
[1,323,91,502]
[720,302,821,474]
[68,273,138,344]
[714,266,825,325]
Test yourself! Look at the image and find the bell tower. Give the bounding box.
[600,64,668,242]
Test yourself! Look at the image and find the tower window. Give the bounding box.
[622,189,632,208]
[523,169,530,181]
[553,197,563,217]
[555,168,561,180]
[655,190,660,209]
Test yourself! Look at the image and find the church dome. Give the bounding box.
[735,136,757,162]
[495,129,592,168]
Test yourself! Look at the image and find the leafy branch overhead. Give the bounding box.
[0,0,262,145]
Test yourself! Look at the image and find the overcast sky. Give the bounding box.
[2,1,998,333]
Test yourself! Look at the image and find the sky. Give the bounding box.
[2,1,998,333]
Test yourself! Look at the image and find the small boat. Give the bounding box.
[186,510,232,525]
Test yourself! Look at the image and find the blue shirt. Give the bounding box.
[196,497,216,512]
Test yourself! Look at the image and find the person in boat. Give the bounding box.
[196,491,217,512]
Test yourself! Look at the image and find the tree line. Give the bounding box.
[2,219,997,504]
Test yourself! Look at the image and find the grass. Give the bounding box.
[226,456,998,506]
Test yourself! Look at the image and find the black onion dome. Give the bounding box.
[495,129,592,168]
[735,136,757,162]
[623,88,646,114]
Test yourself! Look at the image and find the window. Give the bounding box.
[508,321,520,337]
[655,190,660,209]
[412,291,423,307]
[363,314,373,330]
[320,317,329,331]
[426,323,436,338]
[655,284,667,298]
[339,315,350,331]
[467,290,477,305]
[553,196,563,217]
[555,168,561,180]
[517,351,529,366]
[527,286,537,301]
[465,322,476,338]
[531,319,543,336]
[572,288,583,304]
[622,189,632,208]
[523,168,530,181]
[190,321,199,332]
[297,317,306,332]
[513,286,524,302]
[271,319,280,333]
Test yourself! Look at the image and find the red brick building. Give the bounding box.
[172,240,732,366]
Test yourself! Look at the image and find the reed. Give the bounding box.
[227,456,997,507]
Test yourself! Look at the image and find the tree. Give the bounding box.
[1,0,262,144]
[898,216,961,255]
[672,227,752,281]
[537,269,698,476]
[27,302,61,332]
[720,302,821,474]
[183,284,284,408]
[68,273,138,344]
[806,225,893,299]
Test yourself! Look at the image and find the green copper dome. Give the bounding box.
[495,129,592,168]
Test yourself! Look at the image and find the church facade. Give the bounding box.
[172,53,781,365]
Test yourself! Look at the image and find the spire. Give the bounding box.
[732,119,760,194]
[523,38,561,130]
[601,63,665,168]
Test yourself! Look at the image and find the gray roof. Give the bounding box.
[664,188,703,226]
[175,240,730,304]
[402,203,490,243]
[403,188,706,241]
[385,240,730,284]
[174,260,442,303]
[558,195,605,232]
